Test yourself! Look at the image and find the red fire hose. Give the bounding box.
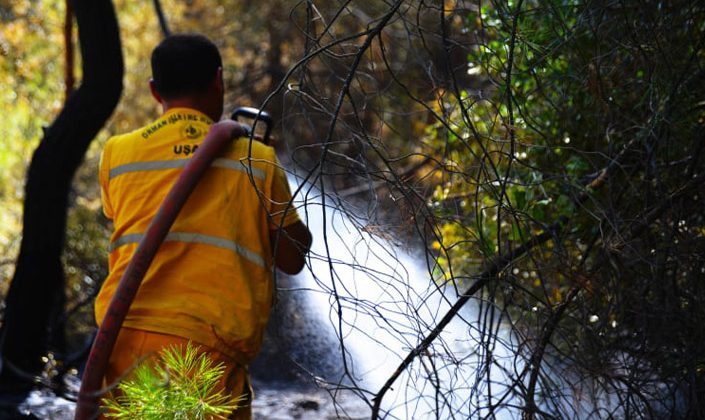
[75,121,246,419]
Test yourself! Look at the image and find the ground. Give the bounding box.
[13,384,370,419]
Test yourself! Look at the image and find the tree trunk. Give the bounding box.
[0,0,123,397]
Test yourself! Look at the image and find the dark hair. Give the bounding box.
[151,34,222,99]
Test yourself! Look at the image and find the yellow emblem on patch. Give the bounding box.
[181,122,205,140]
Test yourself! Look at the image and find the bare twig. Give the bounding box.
[152,0,171,38]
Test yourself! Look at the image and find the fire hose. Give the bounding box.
[75,108,271,419]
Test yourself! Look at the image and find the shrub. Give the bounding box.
[101,342,244,419]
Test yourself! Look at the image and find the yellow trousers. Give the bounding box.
[102,327,252,419]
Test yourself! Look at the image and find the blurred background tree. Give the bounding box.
[0,0,123,408]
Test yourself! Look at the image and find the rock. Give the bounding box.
[295,399,320,410]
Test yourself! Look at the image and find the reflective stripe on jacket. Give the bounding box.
[94,108,300,362]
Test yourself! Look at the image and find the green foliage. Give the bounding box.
[0,0,65,276]
[420,1,705,407]
[426,0,705,303]
[101,342,243,420]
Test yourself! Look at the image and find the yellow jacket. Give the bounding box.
[95,108,300,362]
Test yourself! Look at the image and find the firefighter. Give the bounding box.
[94,33,312,419]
